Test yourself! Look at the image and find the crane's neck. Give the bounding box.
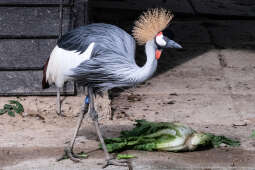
[134,40,158,83]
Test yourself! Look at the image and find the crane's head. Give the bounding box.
[132,8,182,59]
[155,31,182,49]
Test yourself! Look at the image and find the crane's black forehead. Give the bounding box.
[162,28,175,39]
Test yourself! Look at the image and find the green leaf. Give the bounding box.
[117,154,136,160]
[120,120,183,138]
[4,104,13,110]
[77,152,88,158]
[206,133,240,147]
[7,110,15,117]
[9,100,24,114]
[250,130,255,138]
[0,109,7,115]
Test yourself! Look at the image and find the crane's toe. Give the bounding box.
[57,147,88,162]
[56,111,66,117]
[102,158,130,169]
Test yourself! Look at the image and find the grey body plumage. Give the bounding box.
[61,23,156,90]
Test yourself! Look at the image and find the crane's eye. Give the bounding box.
[155,32,167,47]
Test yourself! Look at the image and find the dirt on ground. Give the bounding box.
[0,86,255,170]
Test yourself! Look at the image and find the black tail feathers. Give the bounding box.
[42,57,50,89]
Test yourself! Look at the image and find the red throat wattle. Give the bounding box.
[157,32,163,36]
[155,49,162,60]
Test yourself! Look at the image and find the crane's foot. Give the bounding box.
[102,158,129,169]
[56,111,66,117]
[56,104,66,117]
[56,147,88,162]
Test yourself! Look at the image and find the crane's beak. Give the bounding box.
[166,38,182,49]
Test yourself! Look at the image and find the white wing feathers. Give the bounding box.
[46,42,95,87]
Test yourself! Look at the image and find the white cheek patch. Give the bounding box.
[156,34,166,46]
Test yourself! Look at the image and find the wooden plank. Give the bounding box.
[0,0,70,5]
[191,0,255,17]
[73,0,89,27]
[0,7,71,36]
[89,0,194,14]
[0,71,75,96]
[0,39,56,70]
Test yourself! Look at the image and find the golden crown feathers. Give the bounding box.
[132,8,174,45]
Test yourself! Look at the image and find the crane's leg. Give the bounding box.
[76,86,86,117]
[58,95,89,162]
[56,87,65,116]
[76,100,86,117]
[87,87,128,168]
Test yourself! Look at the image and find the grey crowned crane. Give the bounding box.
[42,8,182,167]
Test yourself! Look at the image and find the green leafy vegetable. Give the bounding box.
[0,100,24,117]
[7,110,15,117]
[103,120,240,153]
[78,152,88,158]
[9,100,24,114]
[117,154,136,160]
[4,104,13,110]
[206,133,240,147]
[0,109,6,115]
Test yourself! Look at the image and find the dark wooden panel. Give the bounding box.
[73,0,88,27]
[0,39,56,69]
[191,0,255,17]
[90,0,194,14]
[0,0,71,5]
[91,10,210,44]
[0,7,71,36]
[0,71,75,96]
[171,21,211,44]
[204,20,255,48]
